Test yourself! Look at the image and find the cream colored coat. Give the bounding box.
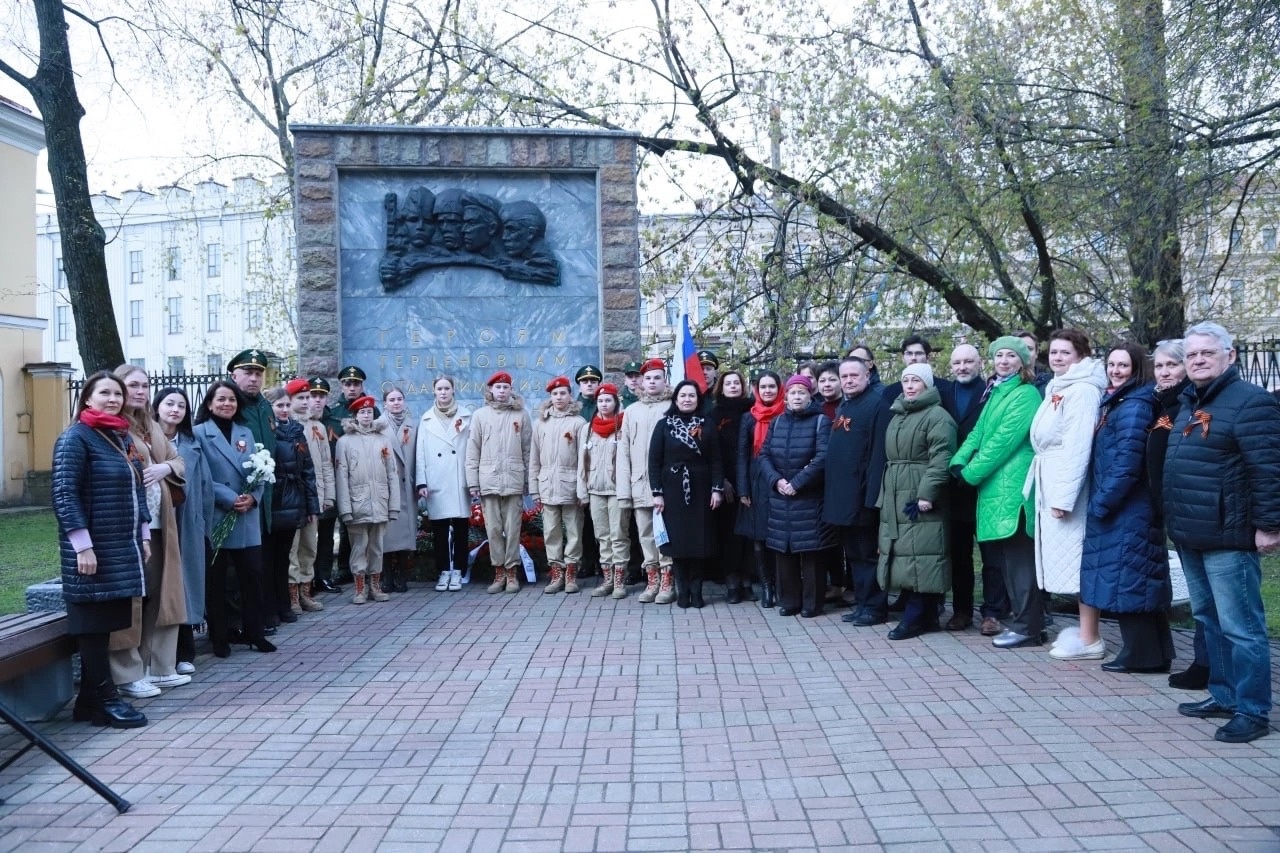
[1026,357,1106,594]
[465,391,531,497]
[615,390,672,508]
[529,398,587,505]
[302,415,336,511]
[416,404,473,519]
[335,418,401,524]
[376,410,419,551]
[578,419,623,497]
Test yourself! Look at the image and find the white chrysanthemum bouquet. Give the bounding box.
[211,443,276,557]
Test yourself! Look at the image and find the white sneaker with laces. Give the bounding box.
[436,572,450,591]
[118,679,162,699]
[448,569,462,591]
[148,672,192,689]
[176,661,196,676]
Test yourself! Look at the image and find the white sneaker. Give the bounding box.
[1049,637,1106,661]
[118,679,162,699]
[436,572,450,591]
[148,672,192,689]
[448,569,462,591]
[176,662,196,676]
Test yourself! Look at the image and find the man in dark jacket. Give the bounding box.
[882,334,952,404]
[1164,322,1280,744]
[938,344,1008,633]
[823,356,892,626]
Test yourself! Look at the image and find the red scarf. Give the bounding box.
[590,411,623,439]
[750,396,785,456]
[80,408,130,433]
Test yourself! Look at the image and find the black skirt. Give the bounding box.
[65,597,132,635]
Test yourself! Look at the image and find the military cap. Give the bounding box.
[338,365,367,382]
[308,377,331,394]
[622,360,643,376]
[696,350,720,369]
[228,349,269,372]
[575,364,603,383]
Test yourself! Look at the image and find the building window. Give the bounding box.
[246,239,262,275]
[1229,225,1243,250]
[206,353,222,374]
[207,244,222,278]
[696,295,710,322]
[206,294,221,332]
[129,300,143,337]
[55,256,66,289]
[56,306,71,341]
[1230,278,1245,306]
[129,250,143,284]
[663,298,679,327]
[129,358,147,369]
[167,296,182,334]
[167,356,185,374]
[245,290,263,330]
[1263,228,1277,252]
[165,247,181,281]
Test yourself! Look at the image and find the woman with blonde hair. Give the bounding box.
[416,375,473,591]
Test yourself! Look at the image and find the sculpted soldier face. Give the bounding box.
[462,206,500,252]
[502,216,538,256]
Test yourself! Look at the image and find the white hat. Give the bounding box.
[901,363,935,388]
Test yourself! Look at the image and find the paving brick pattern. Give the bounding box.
[3,582,1280,851]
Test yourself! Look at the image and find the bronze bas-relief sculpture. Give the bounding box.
[380,187,561,289]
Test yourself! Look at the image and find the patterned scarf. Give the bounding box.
[665,414,705,453]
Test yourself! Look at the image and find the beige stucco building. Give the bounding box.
[1,96,70,505]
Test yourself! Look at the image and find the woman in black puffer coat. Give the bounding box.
[759,375,833,617]
[264,383,320,625]
[53,371,150,729]
[709,369,753,602]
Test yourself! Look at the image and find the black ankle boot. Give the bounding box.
[72,680,147,729]
[761,582,776,609]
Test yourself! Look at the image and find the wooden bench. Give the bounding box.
[0,610,130,812]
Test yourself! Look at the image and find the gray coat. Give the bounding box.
[172,431,215,623]
[196,420,265,550]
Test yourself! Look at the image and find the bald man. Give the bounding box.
[939,343,1008,633]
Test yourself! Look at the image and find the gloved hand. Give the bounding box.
[902,500,921,522]
[949,465,964,482]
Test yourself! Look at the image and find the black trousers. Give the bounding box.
[314,514,337,582]
[266,527,298,617]
[950,511,1009,619]
[432,517,470,575]
[840,524,885,618]
[775,551,820,614]
[207,546,266,644]
[76,633,111,698]
[900,591,945,628]
[1114,611,1175,669]
[993,529,1040,637]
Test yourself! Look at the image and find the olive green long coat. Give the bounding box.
[876,388,957,595]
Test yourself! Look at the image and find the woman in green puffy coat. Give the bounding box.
[950,337,1042,649]
[877,364,957,640]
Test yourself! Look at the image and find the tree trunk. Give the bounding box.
[22,0,125,372]
[1117,0,1185,346]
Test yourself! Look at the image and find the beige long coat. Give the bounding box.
[615,390,671,508]
[529,398,587,505]
[302,415,336,511]
[465,391,531,497]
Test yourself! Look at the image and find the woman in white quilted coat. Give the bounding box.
[416,376,472,592]
[1026,328,1106,658]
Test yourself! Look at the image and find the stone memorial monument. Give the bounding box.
[292,126,641,410]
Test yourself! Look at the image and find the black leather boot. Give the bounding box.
[725,573,743,604]
[394,553,410,592]
[690,562,705,609]
[676,563,692,608]
[72,680,147,729]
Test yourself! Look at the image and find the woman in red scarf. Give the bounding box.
[734,370,785,607]
[53,371,151,729]
[579,383,629,598]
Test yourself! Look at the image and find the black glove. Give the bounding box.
[902,500,921,522]
[949,465,964,482]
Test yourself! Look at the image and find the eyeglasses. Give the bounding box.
[1185,349,1224,361]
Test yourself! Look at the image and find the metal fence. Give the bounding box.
[1234,340,1280,391]
[66,372,227,418]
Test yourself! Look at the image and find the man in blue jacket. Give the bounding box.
[1164,322,1280,743]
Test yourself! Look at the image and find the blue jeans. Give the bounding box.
[1177,547,1271,723]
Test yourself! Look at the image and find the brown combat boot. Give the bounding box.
[544,563,565,594]
[611,566,629,600]
[368,573,391,602]
[300,582,325,612]
[352,574,368,605]
[654,567,677,604]
[591,564,615,597]
[487,566,507,594]
[288,583,303,615]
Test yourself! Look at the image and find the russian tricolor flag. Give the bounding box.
[672,313,706,391]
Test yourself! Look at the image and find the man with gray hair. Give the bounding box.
[1164,321,1280,743]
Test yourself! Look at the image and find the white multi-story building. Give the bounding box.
[36,175,297,377]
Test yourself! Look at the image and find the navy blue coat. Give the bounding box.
[821,387,890,527]
[53,423,149,604]
[1079,381,1169,613]
[1163,366,1280,551]
[759,404,833,554]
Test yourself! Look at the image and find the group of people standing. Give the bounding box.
[52,322,1280,744]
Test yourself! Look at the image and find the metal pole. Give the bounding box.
[0,700,130,814]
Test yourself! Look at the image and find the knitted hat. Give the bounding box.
[784,374,814,392]
[546,376,571,392]
[284,378,311,397]
[348,395,376,413]
[988,335,1032,365]
[901,363,935,388]
[640,358,666,375]
[487,371,513,386]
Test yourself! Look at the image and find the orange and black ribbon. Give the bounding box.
[1182,409,1212,439]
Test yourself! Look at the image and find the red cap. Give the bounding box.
[487,371,513,386]
[545,376,570,392]
[640,358,666,375]
[597,382,620,400]
[348,395,377,413]
[284,378,310,397]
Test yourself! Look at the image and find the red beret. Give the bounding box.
[597,383,620,400]
[348,395,377,413]
[545,375,570,392]
[641,358,666,375]
[487,371,513,386]
[284,378,311,397]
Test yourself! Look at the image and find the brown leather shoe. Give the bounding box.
[980,616,1001,636]
[945,613,970,631]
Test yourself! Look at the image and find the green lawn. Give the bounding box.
[0,508,61,615]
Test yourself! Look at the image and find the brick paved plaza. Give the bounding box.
[2,580,1279,852]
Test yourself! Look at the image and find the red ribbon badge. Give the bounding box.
[1182,409,1212,439]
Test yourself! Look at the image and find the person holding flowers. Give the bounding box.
[335,394,401,604]
[194,381,276,657]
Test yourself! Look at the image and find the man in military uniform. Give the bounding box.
[575,364,604,575]
[697,350,719,391]
[620,360,642,407]
[226,349,278,631]
[326,365,378,584]
[307,377,343,593]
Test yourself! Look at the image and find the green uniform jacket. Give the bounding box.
[577,394,597,423]
[876,388,957,595]
[950,375,1038,542]
[239,393,277,533]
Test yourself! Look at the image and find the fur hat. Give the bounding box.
[988,335,1032,365]
[901,363,935,388]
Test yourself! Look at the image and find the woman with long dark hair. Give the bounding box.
[736,370,785,607]
[194,380,276,657]
[54,371,150,728]
[709,369,753,602]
